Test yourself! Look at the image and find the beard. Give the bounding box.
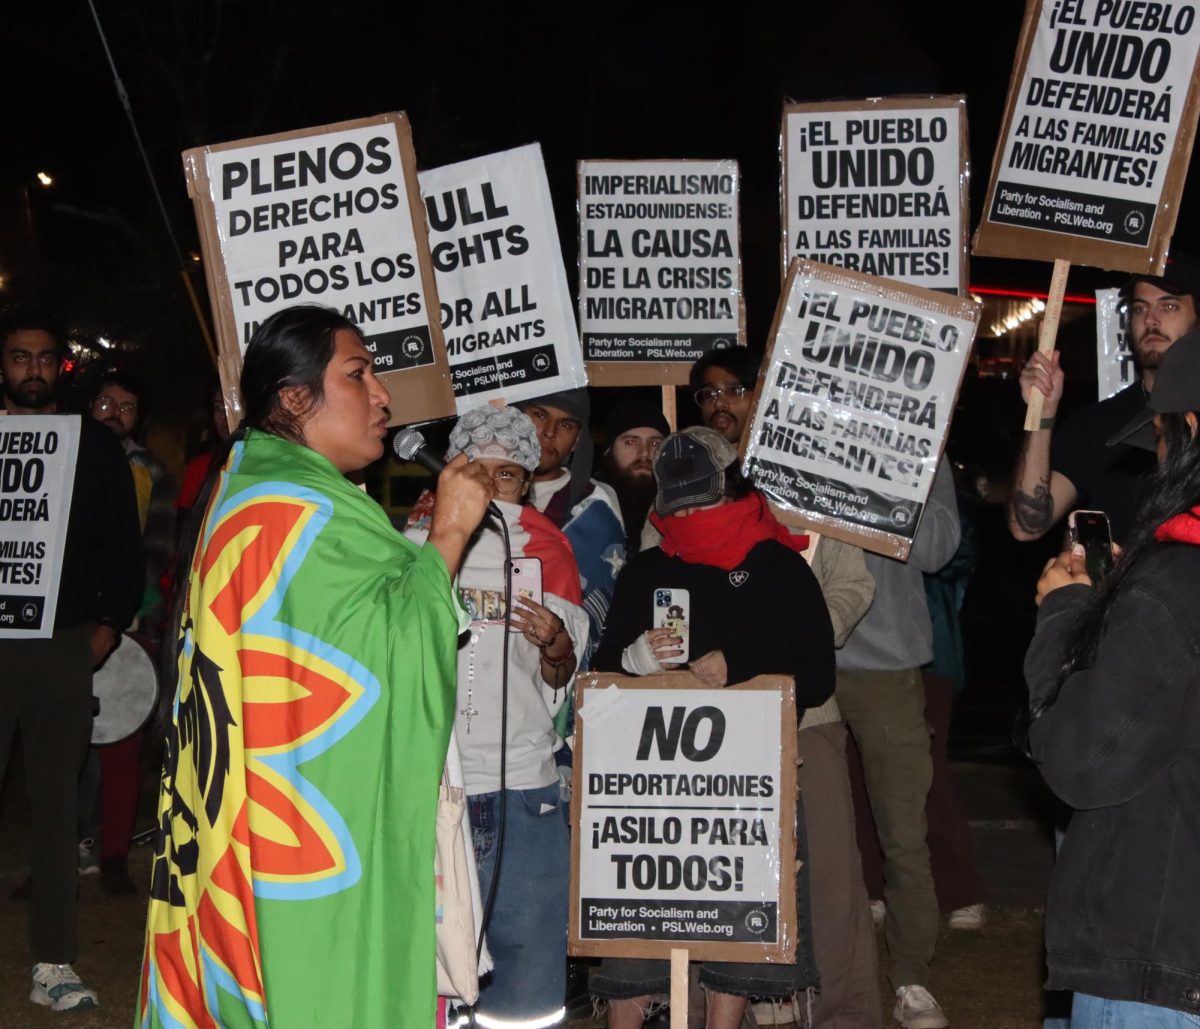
[600,453,659,548]
[4,377,55,409]
[1134,320,1199,370]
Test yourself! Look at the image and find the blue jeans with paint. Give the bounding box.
[470,781,569,1025]
[1072,994,1200,1028]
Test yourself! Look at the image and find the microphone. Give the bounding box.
[393,428,503,519]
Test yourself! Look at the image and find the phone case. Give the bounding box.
[652,587,689,664]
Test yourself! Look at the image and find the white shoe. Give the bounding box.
[948,902,986,930]
[31,963,99,1011]
[870,898,886,927]
[78,838,99,876]
[893,984,947,1029]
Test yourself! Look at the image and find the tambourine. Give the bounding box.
[92,633,158,745]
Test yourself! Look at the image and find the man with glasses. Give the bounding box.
[1009,252,1200,544]
[645,349,882,1028]
[0,313,142,1011]
[85,371,176,895]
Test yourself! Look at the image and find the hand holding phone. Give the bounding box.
[1068,510,1114,582]
[652,588,690,664]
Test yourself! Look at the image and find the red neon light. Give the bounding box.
[970,285,1097,304]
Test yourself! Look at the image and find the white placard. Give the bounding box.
[1096,287,1134,398]
[0,415,79,638]
[420,144,586,411]
[579,160,743,371]
[976,0,1200,269]
[573,681,795,959]
[200,122,439,374]
[783,98,967,294]
[742,261,979,560]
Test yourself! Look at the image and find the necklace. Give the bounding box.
[461,630,481,734]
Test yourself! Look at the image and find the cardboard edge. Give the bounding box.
[568,672,799,963]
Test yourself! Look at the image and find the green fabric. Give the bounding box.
[140,431,461,1029]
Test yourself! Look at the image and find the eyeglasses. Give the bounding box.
[492,469,529,496]
[694,384,748,407]
[94,395,138,416]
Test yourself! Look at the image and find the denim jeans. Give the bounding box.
[1072,994,1200,1028]
[469,782,569,1024]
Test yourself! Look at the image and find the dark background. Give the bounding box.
[4,0,1190,738]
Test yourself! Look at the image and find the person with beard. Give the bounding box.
[1009,251,1200,544]
[595,396,668,553]
[517,389,625,669]
[0,312,143,1011]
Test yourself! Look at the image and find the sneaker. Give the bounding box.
[893,985,947,1029]
[948,902,986,930]
[78,839,99,876]
[31,963,99,1012]
[870,898,886,927]
[100,856,136,895]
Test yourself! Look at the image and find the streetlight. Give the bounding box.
[23,172,54,258]
[36,172,53,187]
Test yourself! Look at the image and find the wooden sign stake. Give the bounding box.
[662,385,678,432]
[1023,258,1071,431]
[670,947,689,1028]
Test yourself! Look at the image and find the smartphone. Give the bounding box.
[507,557,543,630]
[652,588,690,664]
[1068,510,1114,582]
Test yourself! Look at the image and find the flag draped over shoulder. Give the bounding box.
[139,431,463,1029]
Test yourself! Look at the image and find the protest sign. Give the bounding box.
[1096,287,1133,398]
[569,672,797,963]
[741,260,979,560]
[182,113,455,426]
[974,0,1200,273]
[419,145,587,412]
[782,97,969,295]
[0,416,79,638]
[578,160,745,386]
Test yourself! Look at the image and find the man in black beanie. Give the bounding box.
[595,395,669,553]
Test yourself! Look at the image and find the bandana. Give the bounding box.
[1154,505,1200,545]
[650,491,810,570]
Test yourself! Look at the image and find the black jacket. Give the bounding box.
[593,538,835,710]
[1025,546,1200,1015]
[56,417,144,630]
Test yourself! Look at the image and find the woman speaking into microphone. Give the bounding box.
[139,305,494,1029]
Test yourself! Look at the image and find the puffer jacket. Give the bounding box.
[1024,542,1200,1015]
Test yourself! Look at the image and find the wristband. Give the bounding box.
[1039,416,1055,430]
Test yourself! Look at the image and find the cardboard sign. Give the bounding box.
[419,145,587,412]
[578,160,745,386]
[1096,287,1134,398]
[182,113,455,426]
[974,0,1200,273]
[741,260,979,560]
[569,672,797,963]
[0,416,79,638]
[782,96,969,295]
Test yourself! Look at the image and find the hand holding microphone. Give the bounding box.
[394,429,497,577]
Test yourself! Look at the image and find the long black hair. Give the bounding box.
[156,305,362,708]
[1054,412,1200,690]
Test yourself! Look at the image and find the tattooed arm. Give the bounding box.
[1008,429,1078,540]
[1008,351,1078,541]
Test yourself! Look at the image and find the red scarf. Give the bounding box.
[650,492,809,570]
[1154,505,1200,545]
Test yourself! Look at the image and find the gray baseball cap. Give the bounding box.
[653,426,738,516]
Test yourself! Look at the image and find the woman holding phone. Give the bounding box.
[406,404,588,1028]
[1025,334,1200,1028]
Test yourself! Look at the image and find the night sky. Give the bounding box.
[4,0,1198,399]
